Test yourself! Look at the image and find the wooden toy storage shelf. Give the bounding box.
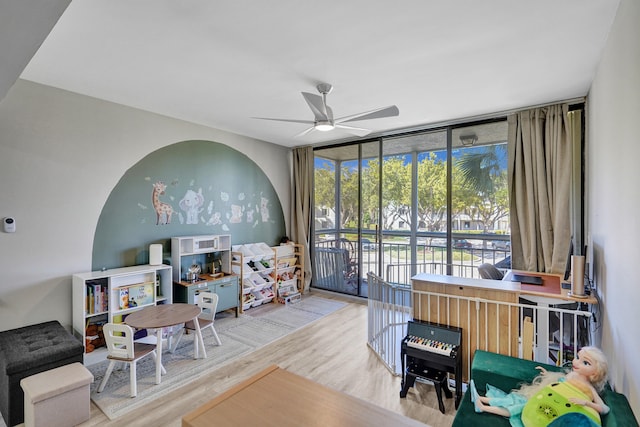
[273,243,304,303]
[232,242,276,313]
[71,264,173,364]
[232,242,305,313]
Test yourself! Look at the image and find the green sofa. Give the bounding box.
[452,350,638,427]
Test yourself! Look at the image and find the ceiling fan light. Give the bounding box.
[315,121,334,132]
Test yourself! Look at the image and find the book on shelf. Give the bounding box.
[94,284,102,313]
[129,282,154,306]
[86,285,94,314]
[278,283,296,297]
[119,287,129,309]
[86,281,108,314]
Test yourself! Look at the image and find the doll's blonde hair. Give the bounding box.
[514,346,608,399]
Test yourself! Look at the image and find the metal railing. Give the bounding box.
[313,236,511,295]
[367,273,412,375]
[367,273,592,380]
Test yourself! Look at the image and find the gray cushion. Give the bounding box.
[0,321,83,375]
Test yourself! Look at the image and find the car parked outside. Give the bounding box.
[453,239,472,249]
[491,240,511,251]
[360,238,377,251]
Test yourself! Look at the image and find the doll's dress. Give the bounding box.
[482,383,528,427]
[479,378,601,427]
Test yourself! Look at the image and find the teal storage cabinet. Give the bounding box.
[212,275,239,312]
[173,274,239,316]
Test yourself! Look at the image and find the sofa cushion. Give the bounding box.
[600,386,639,427]
[471,349,562,393]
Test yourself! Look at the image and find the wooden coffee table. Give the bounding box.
[125,303,203,384]
[182,365,426,427]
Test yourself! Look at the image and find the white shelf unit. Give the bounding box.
[171,234,232,282]
[232,242,276,312]
[72,264,172,363]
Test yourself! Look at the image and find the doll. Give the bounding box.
[470,346,610,427]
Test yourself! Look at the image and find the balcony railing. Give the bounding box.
[313,234,511,295]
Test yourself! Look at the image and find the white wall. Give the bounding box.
[587,0,640,417]
[0,80,291,331]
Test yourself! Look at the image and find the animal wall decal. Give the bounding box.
[152,181,174,225]
[179,188,204,224]
[146,179,273,229]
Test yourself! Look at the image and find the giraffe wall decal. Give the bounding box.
[152,181,174,225]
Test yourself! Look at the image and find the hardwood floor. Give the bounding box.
[79,293,456,427]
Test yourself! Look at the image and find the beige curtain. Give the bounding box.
[507,104,573,273]
[292,146,313,292]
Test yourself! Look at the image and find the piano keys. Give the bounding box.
[400,320,462,413]
[405,335,457,357]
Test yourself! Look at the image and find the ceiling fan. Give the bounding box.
[254,83,399,138]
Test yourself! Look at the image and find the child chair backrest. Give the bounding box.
[103,322,135,359]
[197,291,219,320]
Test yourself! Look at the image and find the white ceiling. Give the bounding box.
[15,0,620,148]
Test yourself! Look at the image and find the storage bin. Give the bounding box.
[21,362,93,427]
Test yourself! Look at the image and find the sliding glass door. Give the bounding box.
[313,119,509,295]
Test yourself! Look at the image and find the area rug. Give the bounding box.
[88,296,346,420]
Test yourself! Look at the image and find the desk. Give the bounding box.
[182,365,425,427]
[124,304,203,384]
[503,270,597,361]
[503,270,597,305]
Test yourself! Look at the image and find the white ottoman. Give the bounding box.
[20,362,93,427]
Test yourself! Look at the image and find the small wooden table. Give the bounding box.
[125,304,203,384]
[182,365,426,427]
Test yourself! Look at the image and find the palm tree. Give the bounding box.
[456,145,504,195]
[455,145,509,233]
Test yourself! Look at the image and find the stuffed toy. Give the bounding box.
[85,323,106,352]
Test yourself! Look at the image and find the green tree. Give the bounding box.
[417,153,447,231]
[340,161,359,228]
[361,158,380,227]
[382,156,411,229]
[314,159,335,208]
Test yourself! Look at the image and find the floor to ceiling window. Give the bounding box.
[313,119,509,296]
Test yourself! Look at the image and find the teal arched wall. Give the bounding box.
[92,140,286,270]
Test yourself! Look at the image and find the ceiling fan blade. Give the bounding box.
[335,124,371,137]
[294,126,317,138]
[301,92,329,121]
[335,105,399,124]
[252,117,315,125]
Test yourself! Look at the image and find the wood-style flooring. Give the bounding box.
[79,292,456,427]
